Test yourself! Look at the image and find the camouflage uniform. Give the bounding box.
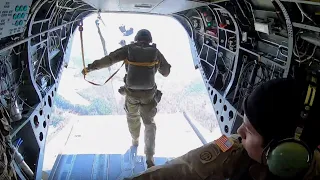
[127,134,320,180]
[124,89,158,156]
[86,42,171,158]
[126,78,320,180]
[0,109,17,180]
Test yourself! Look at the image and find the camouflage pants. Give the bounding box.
[0,109,17,180]
[0,136,17,180]
[125,95,157,156]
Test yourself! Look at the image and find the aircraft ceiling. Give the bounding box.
[81,0,212,14]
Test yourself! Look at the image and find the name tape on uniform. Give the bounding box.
[214,134,234,152]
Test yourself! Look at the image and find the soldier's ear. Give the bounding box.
[260,140,274,165]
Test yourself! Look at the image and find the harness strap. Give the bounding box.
[125,59,159,67]
[79,20,124,86]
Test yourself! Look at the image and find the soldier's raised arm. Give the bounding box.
[82,45,128,74]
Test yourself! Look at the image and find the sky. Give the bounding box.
[69,12,198,89]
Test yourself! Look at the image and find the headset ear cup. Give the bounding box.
[266,140,311,178]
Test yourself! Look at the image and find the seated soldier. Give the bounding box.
[126,78,320,180]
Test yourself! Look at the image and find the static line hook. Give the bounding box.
[79,19,83,26]
[79,20,84,31]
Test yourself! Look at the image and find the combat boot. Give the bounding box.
[132,139,139,146]
[146,155,155,168]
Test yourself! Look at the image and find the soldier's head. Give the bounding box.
[237,78,317,178]
[237,78,303,163]
[134,29,152,43]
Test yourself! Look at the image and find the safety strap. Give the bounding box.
[79,20,125,86]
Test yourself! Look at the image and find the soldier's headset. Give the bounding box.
[262,76,317,179]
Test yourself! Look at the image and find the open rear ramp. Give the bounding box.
[47,113,206,179]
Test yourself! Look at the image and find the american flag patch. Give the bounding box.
[214,134,234,152]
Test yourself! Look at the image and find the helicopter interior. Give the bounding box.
[0,0,320,179]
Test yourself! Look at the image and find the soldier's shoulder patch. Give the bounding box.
[214,134,234,152]
[199,145,220,164]
[200,151,213,163]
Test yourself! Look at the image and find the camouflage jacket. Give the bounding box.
[87,43,171,78]
[129,134,320,180]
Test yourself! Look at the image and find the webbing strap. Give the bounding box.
[296,75,317,139]
[304,76,317,109]
[125,59,159,67]
[79,20,124,86]
[85,62,125,86]
[79,21,87,77]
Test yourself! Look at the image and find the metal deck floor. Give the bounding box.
[47,113,205,180]
[49,148,172,180]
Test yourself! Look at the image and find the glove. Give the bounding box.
[118,86,126,96]
[81,64,93,75]
[81,68,88,75]
[154,90,162,103]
